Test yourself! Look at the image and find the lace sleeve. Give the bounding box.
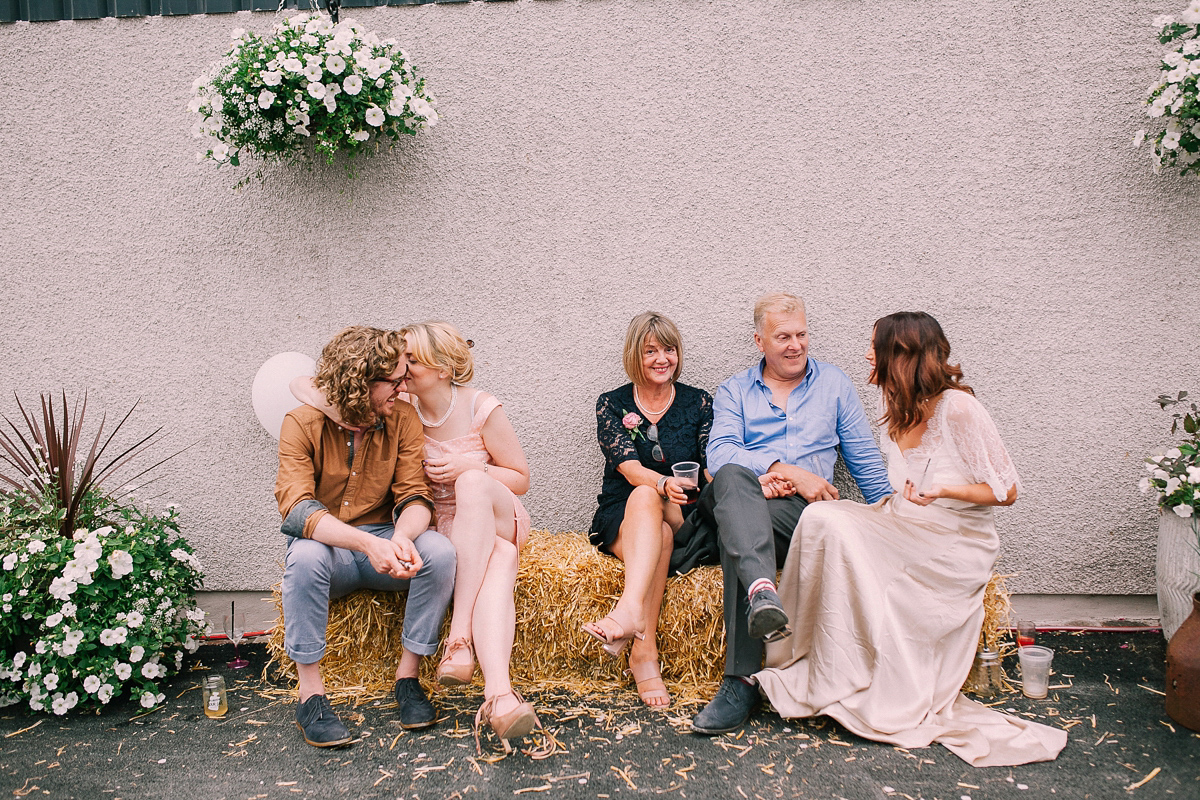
[941,391,1021,502]
[697,390,714,472]
[596,392,639,466]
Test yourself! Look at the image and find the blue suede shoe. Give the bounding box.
[295,694,353,748]
[393,677,438,730]
[747,587,791,643]
[690,676,760,735]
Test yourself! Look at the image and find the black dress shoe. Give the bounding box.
[393,677,437,729]
[691,676,760,735]
[747,588,791,642]
[295,694,353,748]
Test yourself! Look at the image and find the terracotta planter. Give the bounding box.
[1165,592,1200,732]
[1157,512,1200,640]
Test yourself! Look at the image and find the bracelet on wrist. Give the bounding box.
[656,475,669,497]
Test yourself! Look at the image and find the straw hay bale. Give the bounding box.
[266,530,1010,703]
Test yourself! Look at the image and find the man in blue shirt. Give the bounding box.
[690,293,892,735]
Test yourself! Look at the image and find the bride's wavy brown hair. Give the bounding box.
[314,326,404,428]
[872,312,972,437]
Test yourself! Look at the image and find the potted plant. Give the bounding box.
[1141,391,1200,640]
[0,394,206,714]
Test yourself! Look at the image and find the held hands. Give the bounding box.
[759,471,796,499]
[363,534,422,580]
[423,455,482,485]
[772,464,839,502]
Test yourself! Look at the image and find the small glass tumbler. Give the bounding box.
[202,674,228,718]
[966,647,1003,698]
[1016,620,1037,648]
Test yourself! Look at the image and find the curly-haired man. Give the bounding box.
[276,326,455,747]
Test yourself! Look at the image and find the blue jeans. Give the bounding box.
[281,524,456,664]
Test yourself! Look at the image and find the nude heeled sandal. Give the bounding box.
[435,638,475,686]
[474,690,539,753]
[581,614,646,658]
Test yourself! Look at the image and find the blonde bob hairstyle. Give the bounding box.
[622,312,684,385]
[753,292,807,332]
[399,321,475,386]
[314,326,404,428]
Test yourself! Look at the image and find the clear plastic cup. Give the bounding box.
[1018,645,1054,699]
[672,461,701,504]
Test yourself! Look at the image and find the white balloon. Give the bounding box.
[252,352,316,440]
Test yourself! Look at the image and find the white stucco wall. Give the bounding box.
[0,1,1196,593]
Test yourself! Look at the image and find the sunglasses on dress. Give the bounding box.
[646,422,664,462]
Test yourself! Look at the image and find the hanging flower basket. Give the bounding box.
[1135,4,1200,176]
[189,12,438,172]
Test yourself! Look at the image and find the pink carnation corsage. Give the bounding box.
[621,410,644,441]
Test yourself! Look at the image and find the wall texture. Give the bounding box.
[0,1,1196,592]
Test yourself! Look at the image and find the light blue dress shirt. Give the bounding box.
[707,357,892,504]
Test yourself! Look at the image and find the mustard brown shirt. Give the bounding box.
[275,402,434,539]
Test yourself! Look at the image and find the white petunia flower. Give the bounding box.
[1174,503,1195,517]
[230,27,245,39]
[114,662,132,681]
[141,662,160,679]
[1133,129,1146,147]
[261,70,282,86]
[211,143,229,162]
[300,33,318,47]
[2,553,17,571]
[126,611,144,629]
[49,576,77,601]
[307,81,327,100]
[27,540,45,553]
[326,54,346,75]
[343,74,363,95]
[324,95,337,113]
[83,675,101,694]
[282,57,304,73]
[61,602,76,618]
[129,645,145,663]
[386,96,407,116]
[365,105,385,127]
[12,652,25,669]
[258,90,276,109]
[97,684,114,704]
[51,695,69,715]
[1154,14,1175,28]
[43,672,59,690]
[108,550,133,579]
[1139,476,1152,493]
[351,130,370,141]
[45,613,63,628]
[140,692,157,709]
[303,62,324,82]
[1166,477,1182,494]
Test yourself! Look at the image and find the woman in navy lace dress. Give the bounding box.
[585,312,712,707]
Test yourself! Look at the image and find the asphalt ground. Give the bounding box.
[0,631,1196,800]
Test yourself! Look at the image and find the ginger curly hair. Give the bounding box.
[314,326,404,428]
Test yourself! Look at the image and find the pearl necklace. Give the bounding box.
[634,384,674,417]
[415,384,457,428]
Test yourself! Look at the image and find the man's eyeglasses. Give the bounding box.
[372,376,405,391]
[646,422,664,462]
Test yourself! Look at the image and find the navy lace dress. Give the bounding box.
[589,382,713,553]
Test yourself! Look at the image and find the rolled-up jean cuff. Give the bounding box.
[400,634,440,657]
[286,642,327,665]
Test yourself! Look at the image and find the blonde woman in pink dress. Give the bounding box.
[293,322,536,744]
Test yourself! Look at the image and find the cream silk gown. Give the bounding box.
[755,390,1067,767]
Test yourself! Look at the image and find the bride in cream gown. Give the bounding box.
[755,312,1067,767]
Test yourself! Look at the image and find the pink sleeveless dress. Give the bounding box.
[422,392,531,550]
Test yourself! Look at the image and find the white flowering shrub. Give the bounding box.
[1141,392,1200,519]
[0,494,206,715]
[190,11,437,170]
[1137,4,1200,175]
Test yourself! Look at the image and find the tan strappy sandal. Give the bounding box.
[435,637,475,686]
